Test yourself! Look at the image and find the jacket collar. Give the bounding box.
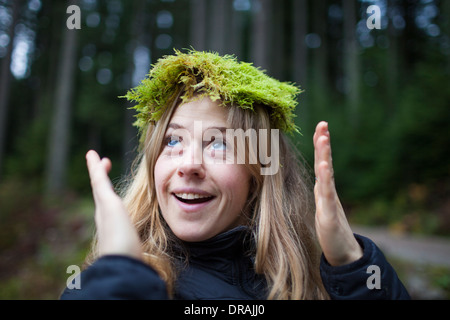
[175,226,254,282]
[182,226,251,260]
[173,226,267,299]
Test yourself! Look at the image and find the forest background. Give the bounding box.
[0,0,449,299]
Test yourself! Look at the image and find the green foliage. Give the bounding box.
[385,257,450,299]
[4,113,49,182]
[295,43,450,236]
[348,190,442,236]
[124,49,302,135]
[0,180,94,299]
[432,267,450,297]
[395,58,450,186]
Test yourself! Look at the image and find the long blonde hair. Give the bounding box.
[88,87,328,299]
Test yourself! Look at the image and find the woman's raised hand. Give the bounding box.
[86,150,142,259]
[313,122,363,266]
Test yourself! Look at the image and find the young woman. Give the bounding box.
[61,50,409,300]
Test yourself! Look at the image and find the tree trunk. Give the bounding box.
[343,0,360,124]
[0,0,20,178]
[190,0,207,51]
[122,0,149,173]
[385,0,401,116]
[208,0,230,55]
[250,0,271,72]
[229,4,245,59]
[292,0,309,131]
[271,0,285,80]
[292,0,308,87]
[444,0,450,73]
[45,0,79,194]
[310,0,328,110]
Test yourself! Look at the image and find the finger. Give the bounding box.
[314,130,337,215]
[317,136,333,175]
[317,157,340,226]
[86,150,114,198]
[313,121,329,147]
[101,157,112,174]
[313,121,331,180]
[314,131,319,180]
[313,122,328,169]
[317,160,335,201]
[86,150,101,173]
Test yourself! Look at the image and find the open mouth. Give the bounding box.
[173,193,215,204]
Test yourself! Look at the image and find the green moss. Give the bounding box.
[122,49,302,135]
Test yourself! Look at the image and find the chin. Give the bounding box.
[174,230,213,242]
[170,222,216,242]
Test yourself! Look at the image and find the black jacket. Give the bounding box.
[60,226,410,300]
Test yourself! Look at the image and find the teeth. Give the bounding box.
[175,193,211,200]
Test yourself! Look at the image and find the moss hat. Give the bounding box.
[123,49,302,134]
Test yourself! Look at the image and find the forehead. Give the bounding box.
[170,96,229,126]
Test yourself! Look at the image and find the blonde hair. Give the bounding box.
[87,87,328,300]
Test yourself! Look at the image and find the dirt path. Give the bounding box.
[352,224,450,299]
[352,225,450,267]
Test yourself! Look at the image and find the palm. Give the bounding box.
[313,122,363,266]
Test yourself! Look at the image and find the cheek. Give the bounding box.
[217,164,251,204]
[154,157,170,200]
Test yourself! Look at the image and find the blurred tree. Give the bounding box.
[229,0,248,60]
[45,0,79,194]
[445,0,450,73]
[385,0,401,114]
[343,0,360,124]
[292,0,308,87]
[208,0,230,55]
[292,0,309,134]
[310,0,329,110]
[46,0,79,194]
[190,0,207,51]
[0,0,19,178]
[270,0,285,80]
[122,0,149,171]
[251,0,271,72]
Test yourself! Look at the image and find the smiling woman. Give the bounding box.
[61,49,410,300]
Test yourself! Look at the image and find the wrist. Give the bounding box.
[327,240,364,267]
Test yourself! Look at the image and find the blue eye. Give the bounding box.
[211,140,226,150]
[167,136,181,147]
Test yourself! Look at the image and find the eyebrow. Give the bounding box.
[167,122,228,132]
[167,123,183,130]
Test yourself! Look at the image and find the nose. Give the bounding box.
[177,140,205,179]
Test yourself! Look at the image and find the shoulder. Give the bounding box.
[60,255,168,300]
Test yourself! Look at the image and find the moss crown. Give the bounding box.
[123,49,302,134]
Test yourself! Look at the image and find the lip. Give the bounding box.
[171,187,214,197]
[171,187,216,213]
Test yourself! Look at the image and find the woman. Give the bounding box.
[61,50,409,300]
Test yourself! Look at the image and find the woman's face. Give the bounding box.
[154,96,251,242]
